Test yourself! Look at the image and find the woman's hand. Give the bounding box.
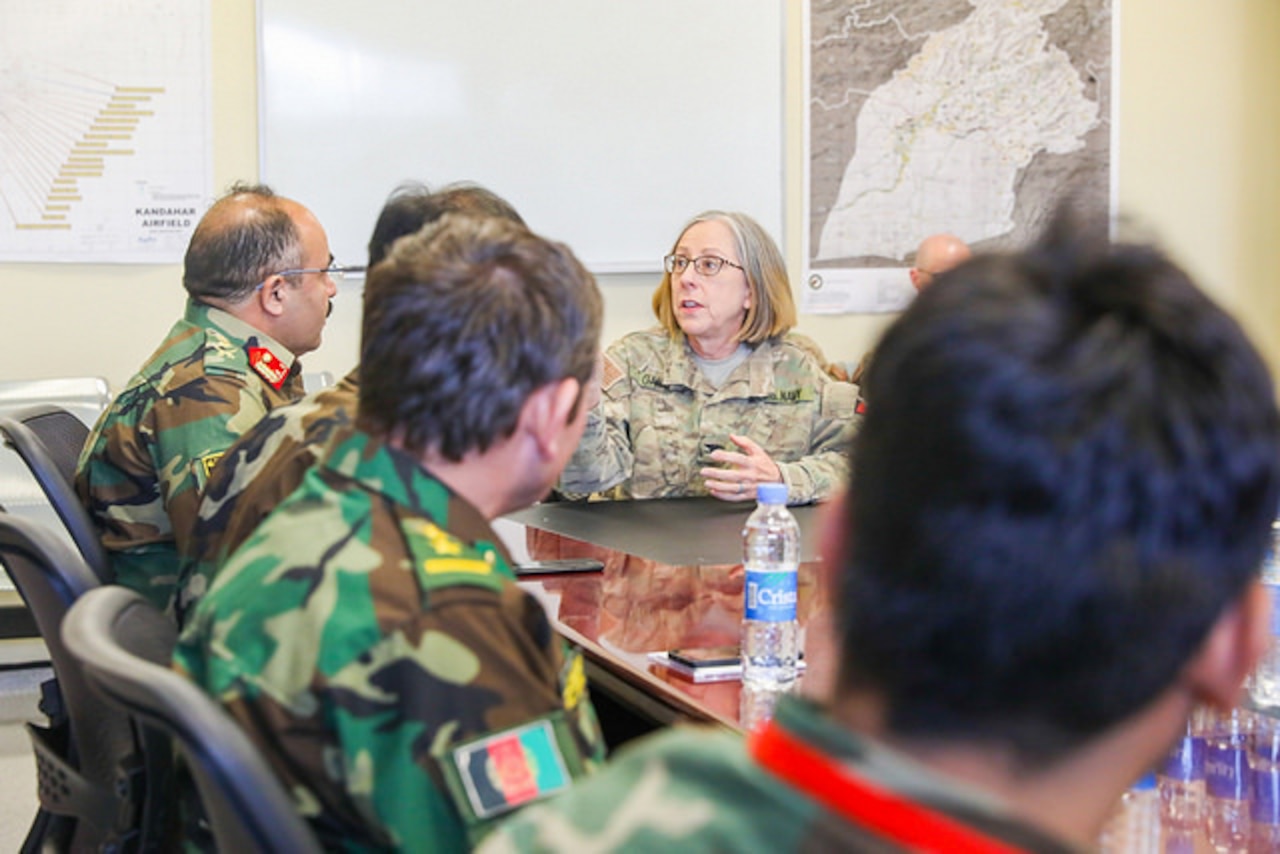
[700,433,783,502]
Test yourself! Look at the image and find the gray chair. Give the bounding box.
[0,514,170,852]
[62,586,322,854]
[0,407,109,582]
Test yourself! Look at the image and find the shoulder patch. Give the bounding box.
[601,351,625,390]
[449,718,573,821]
[401,518,503,594]
[248,345,290,389]
[822,379,859,419]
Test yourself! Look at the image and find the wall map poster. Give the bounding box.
[805,0,1113,314]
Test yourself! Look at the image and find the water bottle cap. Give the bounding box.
[1132,772,1157,791]
[756,482,788,504]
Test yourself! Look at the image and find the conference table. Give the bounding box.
[504,496,838,732]
[505,497,1240,852]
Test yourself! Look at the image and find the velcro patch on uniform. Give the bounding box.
[248,345,290,389]
[451,719,572,820]
[601,353,625,390]
[764,386,816,404]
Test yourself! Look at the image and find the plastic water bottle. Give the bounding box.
[739,482,800,731]
[1159,711,1206,831]
[1204,706,1253,852]
[1099,774,1160,853]
[1251,716,1280,854]
[1250,520,1280,707]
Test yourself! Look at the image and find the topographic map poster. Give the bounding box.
[805,0,1113,314]
[0,0,211,264]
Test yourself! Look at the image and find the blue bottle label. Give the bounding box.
[1204,741,1249,799]
[1254,766,1280,823]
[744,570,798,622]
[1162,735,1203,781]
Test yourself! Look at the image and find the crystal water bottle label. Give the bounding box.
[744,571,798,622]
[1163,735,1203,781]
[1205,741,1249,799]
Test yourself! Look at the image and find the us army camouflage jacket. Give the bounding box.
[173,430,606,851]
[483,697,1077,854]
[176,369,358,623]
[76,299,303,613]
[559,329,858,504]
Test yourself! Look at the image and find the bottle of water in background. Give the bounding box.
[1250,520,1280,707]
[1159,710,1206,831]
[1204,706,1253,852]
[740,482,800,731]
[1099,773,1160,853]
[1252,716,1280,854]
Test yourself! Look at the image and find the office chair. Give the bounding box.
[0,513,170,852]
[62,585,322,854]
[0,407,109,581]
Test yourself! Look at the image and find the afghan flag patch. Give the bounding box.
[451,719,572,819]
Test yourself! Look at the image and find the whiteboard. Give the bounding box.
[258,1,784,273]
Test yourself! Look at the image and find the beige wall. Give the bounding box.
[2,0,1278,389]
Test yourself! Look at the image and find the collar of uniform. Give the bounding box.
[184,298,298,375]
[319,430,516,570]
[668,333,776,397]
[770,698,1081,853]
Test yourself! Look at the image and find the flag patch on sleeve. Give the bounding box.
[451,719,572,820]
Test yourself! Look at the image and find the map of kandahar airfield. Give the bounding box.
[810,0,1111,267]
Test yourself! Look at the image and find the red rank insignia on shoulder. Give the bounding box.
[248,346,290,390]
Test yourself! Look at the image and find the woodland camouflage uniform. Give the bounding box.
[76,299,303,613]
[174,429,606,851]
[175,369,358,622]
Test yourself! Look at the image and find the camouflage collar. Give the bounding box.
[321,430,516,569]
[184,298,298,375]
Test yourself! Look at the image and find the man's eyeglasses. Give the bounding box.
[257,263,366,290]
[273,264,365,283]
[664,254,744,277]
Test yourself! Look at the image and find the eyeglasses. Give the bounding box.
[273,264,365,283]
[664,254,744,277]
[257,263,366,290]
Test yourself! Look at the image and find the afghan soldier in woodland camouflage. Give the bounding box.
[175,182,527,624]
[77,184,335,613]
[175,212,606,850]
[558,210,857,506]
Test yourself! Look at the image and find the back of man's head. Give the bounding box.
[358,214,601,461]
[183,183,303,302]
[367,181,526,268]
[842,213,1280,763]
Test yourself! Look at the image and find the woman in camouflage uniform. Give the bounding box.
[559,211,858,505]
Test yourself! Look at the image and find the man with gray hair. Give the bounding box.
[77,183,340,614]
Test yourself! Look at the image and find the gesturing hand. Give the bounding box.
[700,433,783,502]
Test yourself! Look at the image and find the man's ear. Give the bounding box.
[1184,578,1270,710]
[520,377,582,459]
[256,276,287,318]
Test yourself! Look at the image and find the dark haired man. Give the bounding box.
[175,181,525,623]
[77,183,338,613]
[175,214,606,850]
[485,217,1280,852]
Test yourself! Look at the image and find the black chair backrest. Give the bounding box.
[0,514,168,852]
[62,586,322,854]
[0,407,109,582]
